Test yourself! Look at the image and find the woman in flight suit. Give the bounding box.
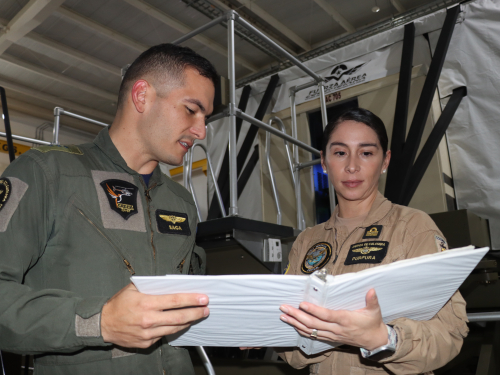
[276,108,468,375]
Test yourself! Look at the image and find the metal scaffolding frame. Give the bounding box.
[53,107,108,144]
[175,10,329,223]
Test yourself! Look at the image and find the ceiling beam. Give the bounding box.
[0,54,116,101]
[312,0,355,33]
[0,0,66,55]
[121,0,258,72]
[55,7,148,52]
[0,77,114,122]
[235,0,311,51]
[0,18,121,77]
[389,0,406,13]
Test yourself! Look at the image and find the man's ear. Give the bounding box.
[131,80,149,113]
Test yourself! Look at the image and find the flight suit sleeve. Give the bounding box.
[275,230,333,368]
[380,227,469,374]
[0,154,110,355]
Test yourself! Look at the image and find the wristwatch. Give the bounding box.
[360,325,397,361]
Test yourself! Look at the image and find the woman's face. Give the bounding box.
[321,120,391,204]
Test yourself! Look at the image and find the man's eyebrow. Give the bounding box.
[329,142,347,149]
[184,98,206,113]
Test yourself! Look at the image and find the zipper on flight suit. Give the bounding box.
[140,180,158,260]
[77,209,135,275]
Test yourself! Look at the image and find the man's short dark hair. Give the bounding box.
[117,43,218,109]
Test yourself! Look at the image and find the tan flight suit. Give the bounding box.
[277,192,469,375]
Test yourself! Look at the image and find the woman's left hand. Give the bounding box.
[280,288,388,351]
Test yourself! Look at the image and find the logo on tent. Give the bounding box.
[325,62,367,81]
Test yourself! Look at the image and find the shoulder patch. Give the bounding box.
[435,235,448,252]
[0,178,11,212]
[33,144,83,155]
[301,242,335,274]
[283,262,290,275]
[0,177,29,232]
[344,241,389,265]
[363,225,383,239]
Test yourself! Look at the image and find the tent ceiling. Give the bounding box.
[0,0,458,133]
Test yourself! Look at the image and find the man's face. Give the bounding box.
[141,67,214,166]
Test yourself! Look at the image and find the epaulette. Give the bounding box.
[33,144,83,155]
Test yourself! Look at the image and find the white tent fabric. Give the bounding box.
[437,0,500,249]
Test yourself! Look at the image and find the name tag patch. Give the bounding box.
[363,225,383,239]
[435,235,447,252]
[344,241,389,265]
[0,178,11,212]
[100,179,139,220]
[301,242,335,274]
[156,210,190,235]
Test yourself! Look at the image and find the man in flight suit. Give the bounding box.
[0,43,217,375]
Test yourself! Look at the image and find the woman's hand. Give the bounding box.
[279,288,388,351]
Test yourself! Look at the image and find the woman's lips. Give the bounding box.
[342,180,363,188]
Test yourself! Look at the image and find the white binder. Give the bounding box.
[132,246,487,355]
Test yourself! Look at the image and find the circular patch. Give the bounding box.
[0,178,11,211]
[301,242,333,274]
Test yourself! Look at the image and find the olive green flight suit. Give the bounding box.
[0,128,205,375]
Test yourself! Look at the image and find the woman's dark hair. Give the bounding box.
[321,107,388,156]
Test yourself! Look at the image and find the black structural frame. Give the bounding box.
[0,87,16,163]
[385,5,464,205]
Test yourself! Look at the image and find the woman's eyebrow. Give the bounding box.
[329,142,348,149]
[360,143,379,148]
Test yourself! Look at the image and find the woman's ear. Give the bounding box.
[320,151,327,173]
[382,150,391,174]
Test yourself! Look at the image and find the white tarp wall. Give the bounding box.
[437,0,500,249]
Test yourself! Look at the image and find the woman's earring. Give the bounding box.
[323,169,327,173]
[383,170,387,174]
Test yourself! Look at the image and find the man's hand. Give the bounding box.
[279,288,388,351]
[101,283,209,348]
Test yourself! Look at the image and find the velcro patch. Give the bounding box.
[435,235,448,252]
[156,210,190,235]
[33,144,83,155]
[0,178,11,212]
[344,241,389,265]
[363,225,383,239]
[100,179,139,220]
[301,242,335,274]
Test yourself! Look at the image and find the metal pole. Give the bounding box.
[265,126,282,225]
[235,110,320,156]
[0,132,51,145]
[171,15,226,45]
[196,346,216,375]
[187,147,203,222]
[0,87,15,162]
[0,350,5,375]
[193,143,227,217]
[296,159,321,170]
[53,107,62,145]
[467,312,500,322]
[62,109,109,127]
[227,11,238,216]
[318,82,336,214]
[235,16,323,83]
[290,88,304,230]
[183,150,191,190]
[269,117,295,185]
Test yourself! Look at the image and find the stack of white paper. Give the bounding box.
[132,246,487,355]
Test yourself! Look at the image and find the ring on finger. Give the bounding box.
[310,329,318,340]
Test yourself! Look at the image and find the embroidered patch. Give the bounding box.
[100,179,139,220]
[435,235,447,252]
[344,241,389,265]
[363,225,383,239]
[0,178,11,212]
[301,242,334,274]
[0,177,29,233]
[156,209,190,235]
[33,144,83,155]
[283,262,290,275]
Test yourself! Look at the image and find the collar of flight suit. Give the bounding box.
[93,127,165,188]
[324,191,393,230]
